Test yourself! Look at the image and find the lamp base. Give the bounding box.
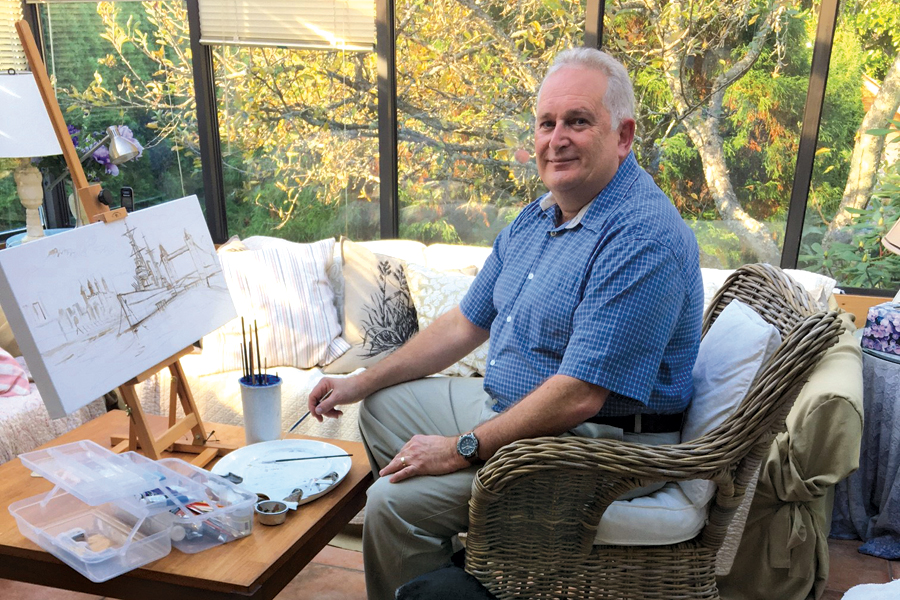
[14,158,45,243]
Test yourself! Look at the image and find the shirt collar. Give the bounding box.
[538,152,642,232]
[539,194,595,230]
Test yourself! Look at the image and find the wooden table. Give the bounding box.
[0,410,373,600]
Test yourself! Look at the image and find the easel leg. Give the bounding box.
[168,374,179,429]
[118,384,163,460]
[109,351,236,466]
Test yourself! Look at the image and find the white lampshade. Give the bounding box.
[0,72,62,159]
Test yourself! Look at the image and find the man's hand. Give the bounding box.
[308,377,366,422]
[380,435,470,483]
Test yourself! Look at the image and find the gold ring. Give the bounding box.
[400,456,406,465]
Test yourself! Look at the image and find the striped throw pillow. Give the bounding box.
[201,239,349,374]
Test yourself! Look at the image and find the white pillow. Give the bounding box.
[201,239,349,374]
[404,263,488,376]
[783,268,836,309]
[678,299,781,506]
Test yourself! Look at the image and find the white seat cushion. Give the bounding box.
[594,482,707,545]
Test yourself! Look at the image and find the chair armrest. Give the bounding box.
[477,436,734,496]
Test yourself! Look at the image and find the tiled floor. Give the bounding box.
[0,537,894,599]
[822,539,898,599]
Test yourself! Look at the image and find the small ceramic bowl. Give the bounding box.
[255,500,288,526]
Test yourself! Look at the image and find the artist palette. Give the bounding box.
[211,439,352,508]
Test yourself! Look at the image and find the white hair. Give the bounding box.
[537,47,635,130]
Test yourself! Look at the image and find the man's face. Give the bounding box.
[535,66,634,205]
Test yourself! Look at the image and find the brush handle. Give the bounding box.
[262,454,352,464]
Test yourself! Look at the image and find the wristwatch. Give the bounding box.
[457,431,481,463]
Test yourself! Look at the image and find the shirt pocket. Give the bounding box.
[530,273,582,355]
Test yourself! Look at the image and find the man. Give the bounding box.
[308,47,704,600]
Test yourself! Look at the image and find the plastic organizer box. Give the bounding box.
[8,440,255,582]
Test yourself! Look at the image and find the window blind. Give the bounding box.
[0,0,26,71]
[198,0,374,51]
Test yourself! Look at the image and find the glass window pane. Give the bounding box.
[0,160,26,237]
[36,2,202,222]
[604,0,816,268]
[396,0,586,246]
[213,46,379,243]
[799,0,900,291]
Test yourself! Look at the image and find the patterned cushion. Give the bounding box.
[201,239,349,373]
[405,263,488,376]
[323,239,419,374]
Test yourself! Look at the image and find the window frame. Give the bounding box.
[17,0,891,294]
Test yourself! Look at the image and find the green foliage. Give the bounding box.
[842,0,900,79]
[399,220,461,245]
[806,24,868,219]
[33,0,900,290]
[799,121,900,288]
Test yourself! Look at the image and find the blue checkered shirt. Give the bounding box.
[460,152,703,416]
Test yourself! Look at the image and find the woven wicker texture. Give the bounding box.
[465,264,842,599]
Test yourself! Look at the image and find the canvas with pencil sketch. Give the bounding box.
[0,196,236,418]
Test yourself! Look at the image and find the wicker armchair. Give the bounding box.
[464,264,843,600]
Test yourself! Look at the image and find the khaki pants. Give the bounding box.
[358,377,678,600]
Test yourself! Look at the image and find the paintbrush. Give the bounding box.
[288,389,334,432]
[254,320,262,385]
[241,317,248,380]
[262,453,352,464]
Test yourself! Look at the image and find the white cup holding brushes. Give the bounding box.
[239,373,283,445]
[239,317,281,445]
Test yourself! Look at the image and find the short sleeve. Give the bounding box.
[460,232,504,330]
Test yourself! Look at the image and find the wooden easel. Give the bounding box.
[16,20,235,467]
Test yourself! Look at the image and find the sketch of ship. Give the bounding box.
[117,224,223,331]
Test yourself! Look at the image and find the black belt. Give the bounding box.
[586,412,684,434]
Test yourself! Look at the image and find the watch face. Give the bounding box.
[458,433,478,458]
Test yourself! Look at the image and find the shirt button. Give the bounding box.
[550,231,558,237]
[506,316,512,322]
[528,273,534,280]
[490,360,496,366]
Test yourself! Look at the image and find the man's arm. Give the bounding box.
[474,374,608,458]
[379,374,608,482]
[308,306,489,421]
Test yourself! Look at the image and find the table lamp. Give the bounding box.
[0,71,63,243]
[47,125,143,189]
